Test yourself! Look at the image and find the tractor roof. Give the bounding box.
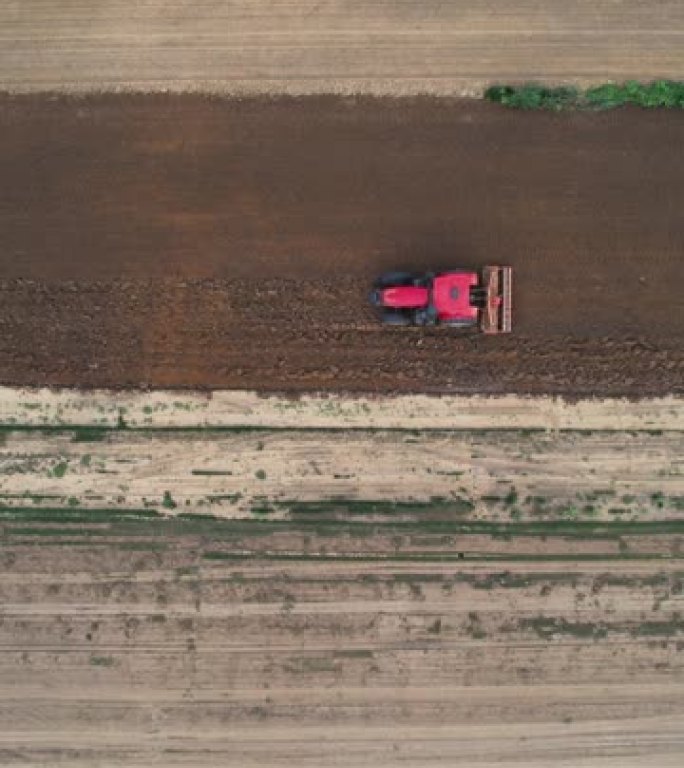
[432,272,478,322]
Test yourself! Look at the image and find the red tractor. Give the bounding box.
[370,266,512,334]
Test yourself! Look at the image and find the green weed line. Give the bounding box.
[518,615,684,640]
[0,424,547,438]
[3,504,683,536]
[485,80,684,110]
[2,506,683,565]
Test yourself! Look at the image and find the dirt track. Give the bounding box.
[0,95,682,394]
[2,0,683,94]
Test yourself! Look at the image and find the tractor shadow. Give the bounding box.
[380,226,483,275]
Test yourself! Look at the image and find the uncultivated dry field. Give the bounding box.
[1,0,683,94]
[1,390,683,765]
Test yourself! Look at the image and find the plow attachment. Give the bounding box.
[480,266,512,334]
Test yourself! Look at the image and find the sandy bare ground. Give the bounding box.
[1,1,683,94]
[1,425,682,520]
[1,387,682,518]
[1,388,682,431]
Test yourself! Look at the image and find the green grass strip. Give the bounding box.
[2,507,683,538]
[485,80,684,110]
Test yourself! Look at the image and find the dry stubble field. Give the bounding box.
[1,0,683,93]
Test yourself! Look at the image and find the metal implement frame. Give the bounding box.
[480,266,512,334]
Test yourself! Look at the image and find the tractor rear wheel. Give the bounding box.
[375,271,416,288]
[382,311,412,326]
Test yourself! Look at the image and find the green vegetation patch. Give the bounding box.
[519,614,684,640]
[70,427,109,443]
[2,498,682,561]
[456,570,568,590]
[630,614,684,637]
[0,506,161,524]
[49,461,69,479]
[9,526,100,537]
[2,505,680,539]
[281,496,474,519]
[485,80,684,110]
[334,649,374,659]
[519,616,608,640]
[162,491,177,510]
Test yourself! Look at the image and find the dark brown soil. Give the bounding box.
[0,94,682,395]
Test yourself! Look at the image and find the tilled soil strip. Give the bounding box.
[1,97,682,396]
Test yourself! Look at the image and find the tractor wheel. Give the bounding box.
[368,289,383,307]
[382,311,412,326]
[375,271,416,288]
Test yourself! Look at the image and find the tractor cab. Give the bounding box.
[431,272,480,324]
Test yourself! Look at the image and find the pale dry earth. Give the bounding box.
[2,388,682,431]
[1,1,683,94]
[1,425,683,519]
